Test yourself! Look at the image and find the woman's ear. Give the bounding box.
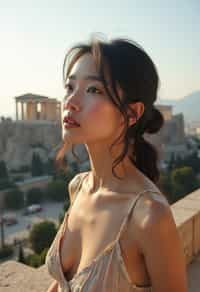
[128,102,144,127]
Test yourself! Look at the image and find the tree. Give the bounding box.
[0,160,12,190]
[183,152,200,173]
[25,247,49,268]
[4,188,24,209]
[46,179,68,202]
[0,178,15,190]
[31,153,44,177]
[53,167,75,182]
[158,172,172,203]
[0,218,5,249]
[0,245,14,259]
[25,253,41,268]
[29,220,57,254]
[26,187,44,204]
[18,242,26,264]
[0,160,8,179]
[167,153,176,172]
[44,158,55,175]
[40,247,49,264]
[171,166,199,201]
[167,152,200,174]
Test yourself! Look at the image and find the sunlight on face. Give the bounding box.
[62,53,125,147]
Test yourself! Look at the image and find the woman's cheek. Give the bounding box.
[85,99,114,121]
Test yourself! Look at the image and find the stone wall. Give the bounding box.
[0,120,62,170]
[0,119,90,172]
[146,112,187,162]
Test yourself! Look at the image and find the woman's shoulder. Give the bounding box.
[132,187,170,227]
[128,188,172,250]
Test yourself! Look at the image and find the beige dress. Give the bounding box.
[45,173,156,291]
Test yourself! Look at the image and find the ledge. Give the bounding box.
[0,260,52,292]
[171,189,200,265]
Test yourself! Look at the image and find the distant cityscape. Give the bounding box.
[156,90,200,136]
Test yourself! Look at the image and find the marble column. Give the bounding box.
[57,102,61,122]
[21,102,24,120]
[41,102,46,120]
[16,101,18,120]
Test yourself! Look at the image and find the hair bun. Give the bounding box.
[145,107,164,134]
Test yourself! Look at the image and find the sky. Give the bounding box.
[0,0,199,118]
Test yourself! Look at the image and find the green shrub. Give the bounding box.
[29,220,57,254]
[0,160,8,179]
[12,176,24,182]
[40,247,49,264]
[4,187,24,209]
[0,178,15,190]
[26,187,44,204]
[17,243,26,264]
[10,165,30,173]
[0,245,14,259]
[31,153,44,176]
[46,179,67,201]
[25,253,41,267]
[171,166,199,200]
[25,247,49,267]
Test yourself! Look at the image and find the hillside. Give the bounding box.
[157,90,200,123]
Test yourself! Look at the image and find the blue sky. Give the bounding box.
[0,0,199,117]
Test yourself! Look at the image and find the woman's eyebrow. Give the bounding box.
[68,74,106,84]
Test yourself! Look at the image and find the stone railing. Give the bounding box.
[171,189,200,265]
[0,260,52,292]
[0,189,200,292]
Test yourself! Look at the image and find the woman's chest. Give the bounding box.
[59,192,144,280]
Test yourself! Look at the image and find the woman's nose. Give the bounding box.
[63,94,81,112]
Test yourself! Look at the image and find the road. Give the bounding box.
[1,201,64,244]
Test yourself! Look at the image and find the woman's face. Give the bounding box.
[62,53,125,147]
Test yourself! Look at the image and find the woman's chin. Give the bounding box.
[62,133,81,145]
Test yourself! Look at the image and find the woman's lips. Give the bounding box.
[63,116,80,126]
[63,122,80,129]
[63,116,80,129]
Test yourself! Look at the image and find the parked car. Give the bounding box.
[22,204,43,215]
[0,213,18,226]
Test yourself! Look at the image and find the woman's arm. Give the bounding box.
[139,199,188,292]
[46,280,58,292]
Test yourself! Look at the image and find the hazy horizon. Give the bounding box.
[0,0,199,118]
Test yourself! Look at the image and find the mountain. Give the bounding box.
[157,90,200,123]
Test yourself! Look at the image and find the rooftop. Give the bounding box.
[14,93,59,103]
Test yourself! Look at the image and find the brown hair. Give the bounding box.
[56,37,164,183]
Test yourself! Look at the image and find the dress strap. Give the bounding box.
[60,172,89,236]
[116,189,161,242]
[66,172,89,214]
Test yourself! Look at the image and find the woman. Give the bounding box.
[45,36,188,292]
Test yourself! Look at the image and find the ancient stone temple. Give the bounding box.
[156,104,173,121]
[150,104,186,162]
[15,93,61,122]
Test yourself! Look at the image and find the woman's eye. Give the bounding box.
[65,83,73,94]
[87,86,102,94]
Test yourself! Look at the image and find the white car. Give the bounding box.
[0,213,18,226]
[22,204,43,215]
